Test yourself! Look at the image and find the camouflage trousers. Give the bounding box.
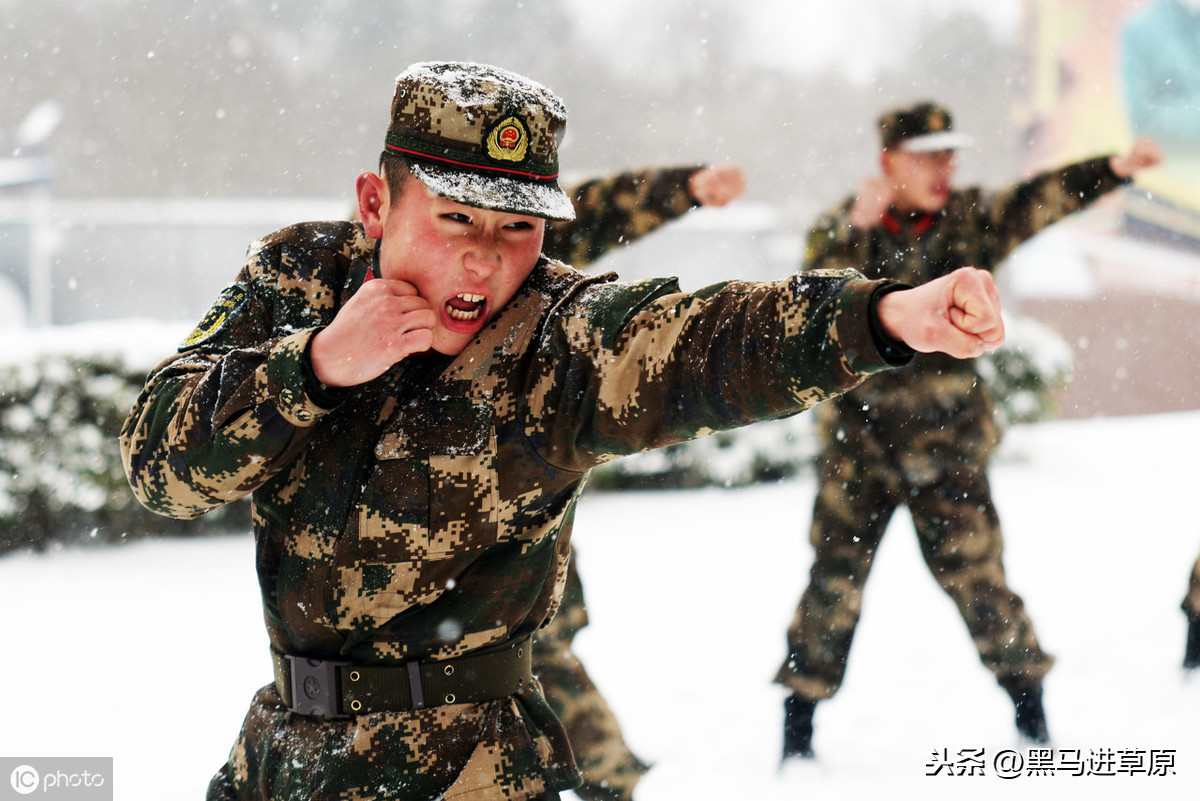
[1185,553,1200,620]
[775,404,1053,701]
[533,553,650,801]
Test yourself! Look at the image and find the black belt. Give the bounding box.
[272,637,532,718]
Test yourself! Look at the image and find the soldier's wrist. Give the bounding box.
[302,333,351,409]
[868,282,916,366]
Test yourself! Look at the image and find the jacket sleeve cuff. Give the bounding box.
[265,329,336,427]
[301,333,352,409]
[867,282,916,366]
[1064,155,1132,198]
[679,164,709,207]
[832,278,914,375]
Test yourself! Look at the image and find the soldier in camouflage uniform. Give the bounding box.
[1185,557,1200,668]
[774,102,1163,759]
[537,161,745,801]
[120,64,1007,801]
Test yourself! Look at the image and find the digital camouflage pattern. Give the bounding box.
[777,156,1129,700]
[385,61,574,222]
[121,213,896,800]
[778,401,1049,700]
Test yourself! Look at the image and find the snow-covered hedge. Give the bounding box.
[591,314,1074,489]
[587,414,817,491]
[975,315,1075,427]
[0,323,249,554]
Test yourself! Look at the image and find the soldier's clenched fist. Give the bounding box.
[309,278,436,387]
[876,267,1004,359]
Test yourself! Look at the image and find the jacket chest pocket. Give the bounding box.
[357,396,500,561]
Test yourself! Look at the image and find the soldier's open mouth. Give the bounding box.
[446,293,486,322]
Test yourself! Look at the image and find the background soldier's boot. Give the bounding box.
[1185,615,1200,670]
[782,694,817,760]
[999,676,1049,743]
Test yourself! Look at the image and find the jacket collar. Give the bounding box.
[882,209,937,237]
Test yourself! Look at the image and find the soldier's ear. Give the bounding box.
[879,150,895,178]
[356,172,387,239]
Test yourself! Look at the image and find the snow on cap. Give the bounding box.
[878,101,974,153]
[385,61,575,221]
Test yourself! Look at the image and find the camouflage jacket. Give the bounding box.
[120,176,895,800]
[804,156,1128,473]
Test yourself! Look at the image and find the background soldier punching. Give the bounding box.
[774,101,1162,759]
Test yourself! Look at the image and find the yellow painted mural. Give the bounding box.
[1025,0,1200,231]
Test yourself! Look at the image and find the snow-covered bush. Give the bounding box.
[976,314,1075,428]
[590,314,1073,490]
[0,350,248,554]
[589,413,818,491]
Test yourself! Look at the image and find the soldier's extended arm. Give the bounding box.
[526,266,1001,472]
[525,269,897,472]
[978,156,1131,263]
[542,166,706,268]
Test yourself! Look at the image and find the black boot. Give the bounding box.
[1185,616,1200,670]
[782,694,816,760]
[999,677,1050,744]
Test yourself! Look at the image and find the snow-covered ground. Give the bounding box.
[2,411,1198,799]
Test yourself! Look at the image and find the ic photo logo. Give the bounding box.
[9,766,38,795]
[0,758,111,800]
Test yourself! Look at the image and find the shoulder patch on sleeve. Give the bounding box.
[180,284,248,350]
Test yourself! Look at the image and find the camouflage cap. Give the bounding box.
[877,101,973,153]
[385,61,575,221]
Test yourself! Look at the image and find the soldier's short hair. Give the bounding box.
[378,150,412,201]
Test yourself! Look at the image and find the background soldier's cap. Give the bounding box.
[385,61,575,221]
[877,101,974,153]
